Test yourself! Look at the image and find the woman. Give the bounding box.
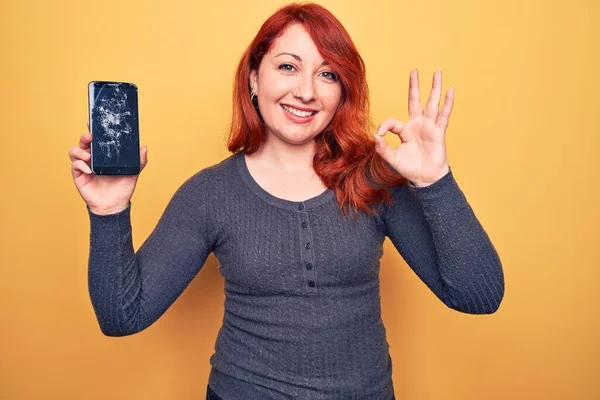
[70,3,504,399]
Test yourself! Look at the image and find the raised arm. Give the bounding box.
[383,169,504,314]
[87,170,217,336]
[373,69,504,313]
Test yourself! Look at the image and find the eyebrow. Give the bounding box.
[276,52,329,66]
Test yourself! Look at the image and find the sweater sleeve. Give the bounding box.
[86,170,217,336]
[383,167,505,314]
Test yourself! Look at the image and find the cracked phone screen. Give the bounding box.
[89,83,139,170]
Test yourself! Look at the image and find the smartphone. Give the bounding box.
[88,81,140,175]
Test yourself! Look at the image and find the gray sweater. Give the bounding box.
[87,151,504,399]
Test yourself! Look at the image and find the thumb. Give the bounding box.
[373,134,396,166]
[140,146,148,171]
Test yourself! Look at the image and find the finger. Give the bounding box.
[373,134,397,167]
[408,69,422,119]
[436,87,455,132]
[71,159,92,176]
[376,118,407,138]
[79,132,92,150]
[69,146,91,162]
[424,71,442,119]
[140,146,148,171]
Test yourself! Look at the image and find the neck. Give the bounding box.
[251,133,317,173]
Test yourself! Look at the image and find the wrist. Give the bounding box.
[410,165,450,188]
[88,202,130,216]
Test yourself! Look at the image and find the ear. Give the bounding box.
[249,69,258,91]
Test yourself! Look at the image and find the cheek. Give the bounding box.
[260,73,292,100]
[320,86,342,112]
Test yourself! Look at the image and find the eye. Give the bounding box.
[278,63,296,72]
[320,71,338,82]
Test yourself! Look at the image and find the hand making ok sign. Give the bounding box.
[373,69,454,187]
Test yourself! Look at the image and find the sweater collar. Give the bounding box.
[234,151,336,211]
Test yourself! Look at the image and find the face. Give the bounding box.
[249,23,342,146]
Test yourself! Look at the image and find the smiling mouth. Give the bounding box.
[280,104,318,117]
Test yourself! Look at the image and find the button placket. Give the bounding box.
[296,202,317,292]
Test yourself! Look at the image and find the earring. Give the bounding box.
[250,86,257,101]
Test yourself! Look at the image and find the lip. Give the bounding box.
[280,103,318,112]
[280,104,318,124]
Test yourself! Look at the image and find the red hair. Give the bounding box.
[227,2,406,217]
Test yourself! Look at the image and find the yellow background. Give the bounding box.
[1,0,598,398]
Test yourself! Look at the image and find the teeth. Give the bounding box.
[282,105,316,117]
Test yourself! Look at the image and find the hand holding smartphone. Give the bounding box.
[68,81,148,215]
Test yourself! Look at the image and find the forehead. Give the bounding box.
[268,23,324,62]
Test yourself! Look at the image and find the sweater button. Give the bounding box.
[308,281,315,288]
[305,242,310,249]
[301,221,307,228]
[298,203,304,210]
[305,263,312,270]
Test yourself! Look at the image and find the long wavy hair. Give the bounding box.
[227,2,406,217]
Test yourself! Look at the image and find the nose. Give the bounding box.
[293,75,316,102]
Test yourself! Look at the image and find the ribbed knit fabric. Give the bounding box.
[87,151,504,400]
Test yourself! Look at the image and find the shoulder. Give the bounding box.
[379,182,410,218]
[178,152,240,192]
[165,153,240,226]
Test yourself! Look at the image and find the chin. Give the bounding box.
[273,128,320,144]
